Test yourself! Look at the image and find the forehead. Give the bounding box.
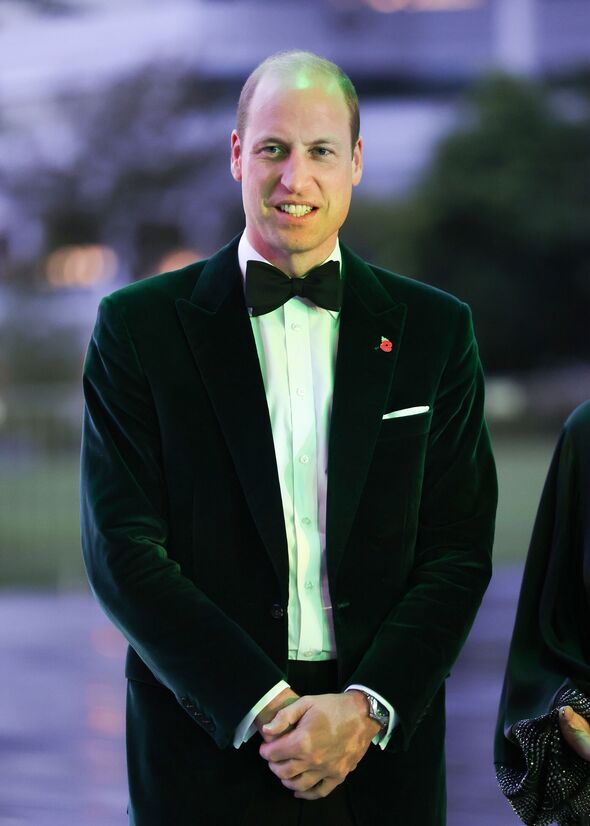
[247,69,349,141]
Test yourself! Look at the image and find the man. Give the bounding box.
[81,50,497,825]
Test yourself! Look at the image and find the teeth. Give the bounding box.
[279,204,314,216]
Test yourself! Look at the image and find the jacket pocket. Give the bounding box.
[379,408,432,440]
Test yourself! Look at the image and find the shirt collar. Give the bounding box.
[238,229,342,319]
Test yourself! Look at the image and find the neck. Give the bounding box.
[246,230,337,278]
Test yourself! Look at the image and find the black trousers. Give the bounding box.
[241,660,356,825]
[126,660,357,826]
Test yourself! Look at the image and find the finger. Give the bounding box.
[260,727,307,762]
[261,723,297,743]
[559,706,590,733]
[260,728,292,744]
[559,706,590,761]
[294,776,340,801]
[267,759,308,781]
[262,697,309,738]
[280,770,324,792]
[572,708,590,733]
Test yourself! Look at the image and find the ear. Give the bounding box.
[352,136,363,187]
[230,130,243,182]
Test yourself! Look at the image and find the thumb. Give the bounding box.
[263,696,309,735]
[559,705,587,731]
[559,706,590,761]
[560,705,574,724]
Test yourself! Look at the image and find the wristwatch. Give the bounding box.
[356,690,390,734]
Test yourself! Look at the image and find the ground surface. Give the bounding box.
[0,564,524,825]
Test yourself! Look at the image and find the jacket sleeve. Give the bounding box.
[80,295,285,749]
[347,301,498,752]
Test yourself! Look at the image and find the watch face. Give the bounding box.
[367,696,389,728]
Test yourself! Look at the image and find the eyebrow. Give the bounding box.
[255,136,340,147]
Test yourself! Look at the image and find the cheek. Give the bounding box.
[246,184,265,211]
[328,192,350,218]
[330,174,352,202]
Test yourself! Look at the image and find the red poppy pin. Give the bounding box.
[376,336,393,353]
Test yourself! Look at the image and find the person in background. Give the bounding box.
[81,49,497,825]
[496,400,590,825]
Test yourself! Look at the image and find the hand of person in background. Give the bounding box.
[258,691,381,800]
[559,706,590,761]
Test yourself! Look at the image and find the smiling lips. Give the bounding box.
[274,202,319,219]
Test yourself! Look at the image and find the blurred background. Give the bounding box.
[0,0,589,823]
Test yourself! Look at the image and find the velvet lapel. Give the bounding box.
[326,243,407,583]
[175,235,289,592]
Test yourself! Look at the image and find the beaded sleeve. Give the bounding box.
[496,686,590,825]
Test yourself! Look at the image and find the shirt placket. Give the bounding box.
[284,298,324,660]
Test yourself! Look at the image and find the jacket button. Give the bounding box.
[270,604,285,620]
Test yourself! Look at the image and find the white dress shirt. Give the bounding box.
[232,230,395,750]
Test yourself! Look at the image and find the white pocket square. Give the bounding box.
[382,405,430,420]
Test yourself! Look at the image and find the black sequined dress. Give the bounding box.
[495,401,590,825]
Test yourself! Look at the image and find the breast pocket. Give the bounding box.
[379,408,432,440]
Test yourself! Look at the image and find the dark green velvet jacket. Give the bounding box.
[81,233,497,825]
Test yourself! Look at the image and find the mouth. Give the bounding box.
[274,204,319,221]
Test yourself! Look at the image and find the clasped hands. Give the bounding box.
[254,687,381,800]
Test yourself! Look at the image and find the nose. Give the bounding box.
[280,150,311,194]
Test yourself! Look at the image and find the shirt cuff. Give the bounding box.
[233,680,291,749]
[345,684,397,750]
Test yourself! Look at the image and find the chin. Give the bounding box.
[269,233,314,251]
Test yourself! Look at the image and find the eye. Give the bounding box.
[261,145,283,156]
[313,147,332,157]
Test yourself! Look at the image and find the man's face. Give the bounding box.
[230,69,363,275]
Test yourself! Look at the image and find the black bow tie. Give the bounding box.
[245,259,342,317]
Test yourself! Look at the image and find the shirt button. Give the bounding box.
[296,387,305,397]
[302,650,315,659]
[299,455,309,465]
[302,517,311,526]
[304,581,313,591]
[270,604,285,620]
[291,323,302,331]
